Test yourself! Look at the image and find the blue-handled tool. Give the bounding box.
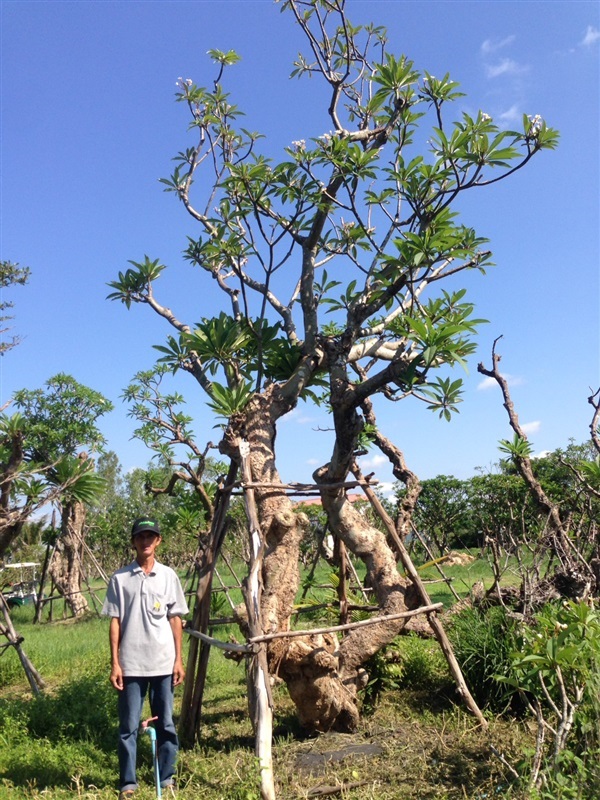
[141,716,161,798]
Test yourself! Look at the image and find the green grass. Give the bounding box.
[0,554,537,799]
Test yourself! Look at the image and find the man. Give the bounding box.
[102,517,189,799]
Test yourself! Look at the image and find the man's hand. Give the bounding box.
[172,658,185,687]
[110,663,124,691]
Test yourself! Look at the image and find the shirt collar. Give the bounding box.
[130,559,159,576]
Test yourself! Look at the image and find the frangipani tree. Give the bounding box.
[109,0,557,736]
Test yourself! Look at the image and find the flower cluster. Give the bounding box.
[176,77,193,90]
[527,114,543,137]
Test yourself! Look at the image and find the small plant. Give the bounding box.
[361,634,449,711]
[448,605,518,713]
[362,645,405,711]
[499,600,600,796]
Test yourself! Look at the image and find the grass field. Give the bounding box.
[0,555,534,799]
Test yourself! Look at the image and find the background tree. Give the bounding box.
[109,0,557,737]
[2,375,111,615]
[86,451,130,573]
[400,474,470,555]
[86,452,200,573]
[0,260,30,358]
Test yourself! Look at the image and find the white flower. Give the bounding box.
[481,113,491,122]
[527,114,543,136]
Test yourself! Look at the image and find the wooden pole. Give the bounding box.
[410,524,462,603]
[239,440,276,800]
[179,462,237,748]
[250,604,444,644]
[185,603,443,651]
[34,538,55,624]
[333,537,349,626]
[0,594,46,694]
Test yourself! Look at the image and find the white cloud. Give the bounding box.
[481,35,516,55]
[581,25,600,47]
[498,104,521,123]
[521,420,541,435]
[377,481,396,499]
[485,58,529,79]
[283,407,315,425]
[533,449,551,460]
[359,453,388,470]
[477,376,497,391]
[477,373,523,391]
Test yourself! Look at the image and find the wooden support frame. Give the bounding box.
[0,593,46,694]
[180,453,488,798]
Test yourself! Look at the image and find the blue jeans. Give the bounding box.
[117,675,178,791]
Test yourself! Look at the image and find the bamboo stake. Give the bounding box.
[249,604,443,643]
[179,462,237,748]
[81,537,109,585]
[346,554,370,604]
[214,566,237,611]
[220,548,243,588]
[231,479,379,492]
[355,470,488,729]
[34,537,55,624]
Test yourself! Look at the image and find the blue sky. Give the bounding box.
[1,0,599,493]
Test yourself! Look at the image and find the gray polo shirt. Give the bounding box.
[102,559,189,677]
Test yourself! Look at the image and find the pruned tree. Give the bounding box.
[478,339,598,604]
[109,0,557,743]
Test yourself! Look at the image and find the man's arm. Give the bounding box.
[169,615,185,686]
[109,616,124,691]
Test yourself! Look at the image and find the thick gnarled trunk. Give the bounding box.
[222,385,416,733]
[49,499,89,618]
